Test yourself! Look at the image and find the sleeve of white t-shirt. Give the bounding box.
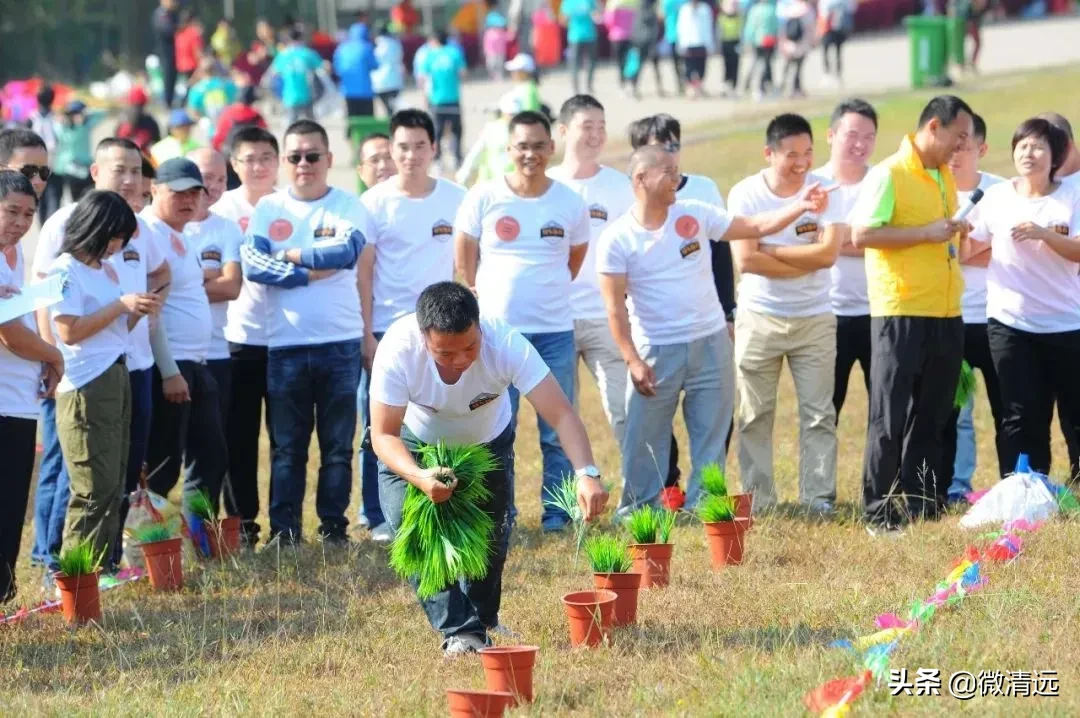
[32,213,65,279]
[141,222,167,272]
[700,202,734,239]
[594,224,628,275]
[453,185,486,239]
[223,221,243,264]
[50,264,84,318]
[495,322,550,395]
[369,325,411,407]
[568,195,590,247]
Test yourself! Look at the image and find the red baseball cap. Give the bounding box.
[128,86,149,106]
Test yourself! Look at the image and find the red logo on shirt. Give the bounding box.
[170,233,187,257]
[495,216,520,242]
[675,215,700,239]
[269,219,294,242]
[103,263,119,284]
[2,246,15,270]
[239,216,250,233]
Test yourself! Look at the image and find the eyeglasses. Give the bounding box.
[5,164,52,182]
[286,152,324,165]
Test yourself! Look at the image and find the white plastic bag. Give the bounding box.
[959,472,1059,529]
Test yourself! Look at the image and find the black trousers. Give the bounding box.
[147,361,228,511]
[0,416,37,603]
[988,319,1080,480]
[227,343,273,542]
[162,58,178,108]
[863,316,964,525]
[1059,406,1080,482]
[822,29,847,77]
[432,103,463,166]
[720,40,740,88]
[941,322,1005,481]
[834,314,872,418]
[783,55,805,94]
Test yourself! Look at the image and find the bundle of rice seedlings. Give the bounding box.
[954,360,976,410]
[132,521,179,544]
[55,540,106,577]
[187,489,216,522]
[626,505,676,544]
[390,441,500,599]
[543,474,588,556]
[697,494,736,523]
[701,463,729,497]
[585,535,633,573]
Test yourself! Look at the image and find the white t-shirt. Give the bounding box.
[245,188,372,349]
[454,177,590,334]
[186,213,243,360]
[975,179,1080,333]
[48,253,129,393]
[727,170,841,318]
[361,178,465,333]
[36,204,166,371]
[596,199,732,347]
[547,165,634,321]
[142,212,214,363]
[0,246,41,419]
[959,172,1006,324]
[212,188,270,347]
[815,163,870,317]
[370,315,551,444]
[678,173,725,210]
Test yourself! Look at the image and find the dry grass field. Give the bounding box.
[4,66,1080,717]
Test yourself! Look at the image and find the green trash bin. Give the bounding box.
[348,116,391,194]
[946,13,967,67]
[903,16,949,89]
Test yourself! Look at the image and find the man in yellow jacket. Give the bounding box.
[850,95,975,532]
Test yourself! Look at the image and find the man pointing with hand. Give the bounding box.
[370,281,608,657]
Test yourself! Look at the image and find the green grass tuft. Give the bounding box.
[132,521,179,544]
[698,494,736,523]
[701,463,729,497]
[55,540,106,577]
[390,441,500,599]
[187,489,216,522]
[585,534,633,573]
[954,360,977,410]
[625,505,676,545]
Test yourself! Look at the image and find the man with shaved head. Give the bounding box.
[186,148,243,426]
[597,145,831,517]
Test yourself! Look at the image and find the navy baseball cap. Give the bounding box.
[154,158,206,192]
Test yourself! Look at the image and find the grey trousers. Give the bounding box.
[616,330,734,518]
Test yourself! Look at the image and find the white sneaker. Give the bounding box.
[443,633,488,657]
[370,523,393,544]
[865,523,906,539]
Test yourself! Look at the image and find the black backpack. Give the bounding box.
[785,17,804,42]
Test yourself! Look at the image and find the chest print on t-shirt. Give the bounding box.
[200,246,224,269]
[539,221,566,243]
[495,216,520,241]
[123,248,141,266]
[588,203,608,225]
[432,219,453,241]
[675,214,701,258]
[468,392,500,411]
[794,217,819,240]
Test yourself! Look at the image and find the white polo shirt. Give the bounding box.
[370,315,551,444]
[547,165,634,322]
[977,179,1080,334]
[454,177,590,334]
[361,178,465,333]
[596,199,732,347]
[212,187,271,347]
[959,172,1006,325]
[727,170,841,318]
[0,246,41,418]
[814,163,870,317]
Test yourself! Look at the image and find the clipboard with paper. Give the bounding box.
[0,274,65,325]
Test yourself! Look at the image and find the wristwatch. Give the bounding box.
[575,465,602,480]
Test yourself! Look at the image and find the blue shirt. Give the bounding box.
[663,0,688,43]
[419,45,466,106]
[562,0,598,43]
[271,45,324,108]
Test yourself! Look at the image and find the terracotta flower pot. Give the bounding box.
[141,537,183,591]
[629,543,673,588]
[55,572,102,625]
[561,589,617,648]
[446,689,515,717]
[479,645,539,704]
[206,516,243,558]
[732,493,753,529]
[592,571,642,626]
[704,520,745,569]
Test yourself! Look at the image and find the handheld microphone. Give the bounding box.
[952,188,985,222]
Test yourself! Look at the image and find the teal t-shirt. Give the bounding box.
[562,0,598,43]
[663,0,688,43]
[420,45,467,106]
[187,77,237,120]
[271,46,324,108]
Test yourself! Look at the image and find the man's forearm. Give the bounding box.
[359,247,375,334]
[372,432,425,489]
[551,411,596,471]
[35,307,56,346]
[606,305,640,365]
[852,225,929,249]
[760,243,832,270]
[454,236,479,288]
[0,322,62,364]
[150,320,180,378]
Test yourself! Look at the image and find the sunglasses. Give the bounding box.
[286,152,324,165]
[9,164,52,182]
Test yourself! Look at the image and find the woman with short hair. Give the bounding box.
[975,117,1080,476]
[48,190,161,567]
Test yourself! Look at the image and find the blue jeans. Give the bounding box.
[111,368,154,570]
[507,330,575,531]
[379,423,514,643]
[357,332,385,528]
[268,340,361,541]
[950,396,976,502]
[31,398,69,570]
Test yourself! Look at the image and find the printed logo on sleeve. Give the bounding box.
[268,219,294,243]
[1051,223,1071,236]
[103,263,120,284]
[432,219,453,241]
[588,203,609,224]
[122,248,141,266]
[795,220,820,237]
[468,392,500,411]
[169,233,187,257]
[675,215,700,239]
[539,221,566,243]
[238,216,250,233]
[200,246,223,268]
[495,216,520,241]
